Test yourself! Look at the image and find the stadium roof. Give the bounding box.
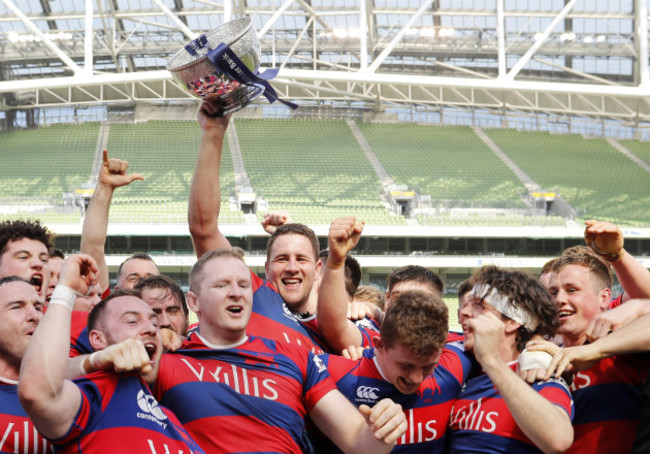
[0,0,649,124]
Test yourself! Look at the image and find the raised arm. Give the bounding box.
[471,312,573,454]
[80,150,143,292]
[528,303,650,379]
[309,390,405,453]
[585,220,650,301]
[18,255,98,439]
[261,210,292,235]
[317,216,365,353]
[188,101,232,257]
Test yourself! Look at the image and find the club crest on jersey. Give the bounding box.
[137,390,168,429]
[356,386,380,403]
[312,355,327,373]
[355,318,379,332]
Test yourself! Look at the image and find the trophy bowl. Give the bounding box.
[167,17,264,114]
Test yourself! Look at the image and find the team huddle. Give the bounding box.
[0,100,648,453]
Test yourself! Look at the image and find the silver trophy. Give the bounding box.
[167,17,265,114]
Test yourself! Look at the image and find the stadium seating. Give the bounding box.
[105,121,244,224]
[620,139,650,167]
[2,120,649,228]
[0,124,98,198]
[357,122,527,206]
[235,119,406,225]
[486,130,650,226]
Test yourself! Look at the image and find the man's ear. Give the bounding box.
[89,329,108,351]
[186,291,199,313]
[374,336,385,352]
[314,257,323,274]
[264,261,270,277]
[598,287,612,312]
[504,318,522,335]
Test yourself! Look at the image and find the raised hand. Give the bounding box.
[99,149,144,189]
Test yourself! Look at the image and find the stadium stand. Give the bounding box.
[234,118,406,225]
[620,139,650,167]
[0,124,98,224]
[105,121,244,224]
[486,129,650,226]
[357,122,527,205]
[0,123,98,198]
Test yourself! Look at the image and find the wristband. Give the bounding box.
[326,256,345,270]
[80,351,99,375]
[49,285,76,311]
[88,351,99,369]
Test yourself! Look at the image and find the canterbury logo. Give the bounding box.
[137,390,168,422]
[356,386,379,400]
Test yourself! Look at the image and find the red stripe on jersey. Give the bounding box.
[569,419,638,454]
[184,415,303,454]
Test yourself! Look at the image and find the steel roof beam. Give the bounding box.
[367,0,434,73]
[1,0,82,74]
[150,0,196,40]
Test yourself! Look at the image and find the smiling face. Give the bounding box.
[375,338,441,394]
[265,233,320,312]
[91,295,162,382]
[0,280,43,379]
[0,238,50,300]
[141,286,188,336]
[187,256,253,345]
[548,264,610,347]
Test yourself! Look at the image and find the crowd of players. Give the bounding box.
[0,99,649,453]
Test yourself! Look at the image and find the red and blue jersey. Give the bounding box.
[568,353,647,453]
[69,311,93,358]
[54,371,204,454]
[0,381,54,453]
[296,313,380,352]
[321,342,472,453]
[352,316,381,347]
[448,362,573,453]
[247,272,327,354]
[447,330,464,343]
[153,333,337,453]
[608,293,624,310]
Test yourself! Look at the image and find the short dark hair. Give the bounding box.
[319,249,361,298]
[134,274,188,317]
[88,289,142,333]
[457,279,473,299]
[266,223,319,262]
[381,290,448,357]
[470,265,558,352]
[189,248,246,293]
[0,220,53,260]
[0,276,29,287]
[116,252,158,281]
[387,265,444,295]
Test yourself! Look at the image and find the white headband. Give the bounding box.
[472,283,539,331]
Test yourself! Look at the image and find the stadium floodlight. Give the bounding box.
[438,27,455,38]
[560,32,576,42]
